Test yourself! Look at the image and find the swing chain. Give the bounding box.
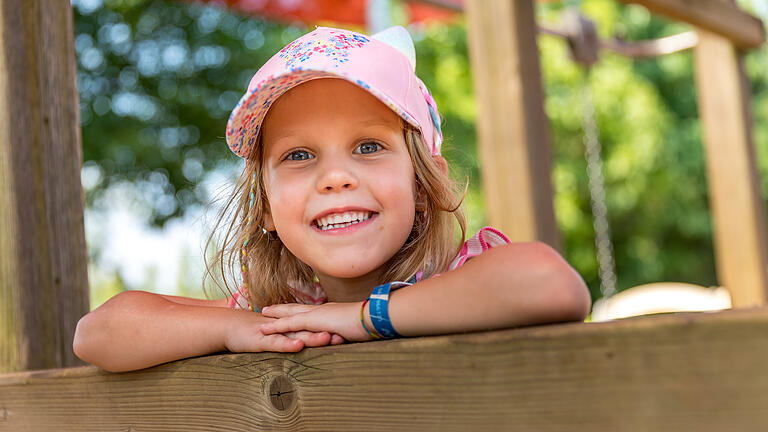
[580,80,618,299]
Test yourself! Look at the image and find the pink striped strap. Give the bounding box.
[447,227,510,271]
[228,286,254,311]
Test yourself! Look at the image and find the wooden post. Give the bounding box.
[0,0,89,372]
[693,30,768,307]
[464,0,560,248]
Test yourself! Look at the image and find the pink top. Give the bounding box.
[229,227,511,311]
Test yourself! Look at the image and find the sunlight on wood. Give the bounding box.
[591,282,732,321]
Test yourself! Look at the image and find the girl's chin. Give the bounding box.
[310,260,388,281]
[314,266,382,280]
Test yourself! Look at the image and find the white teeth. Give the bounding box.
[315,211,372,229]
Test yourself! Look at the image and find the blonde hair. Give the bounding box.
[204,123,466,309]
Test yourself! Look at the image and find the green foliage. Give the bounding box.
[74,0,303,225]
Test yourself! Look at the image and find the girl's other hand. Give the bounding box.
[260,303,371,342]
[224,313,345,354]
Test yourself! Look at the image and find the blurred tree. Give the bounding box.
[74,0,303,225]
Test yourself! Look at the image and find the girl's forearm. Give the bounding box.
[73,290,241,372]
[382,242,591,337]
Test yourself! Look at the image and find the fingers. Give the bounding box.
[286,331,331,347]
[257,334,304,353]
[330,333,346,345]
[261,319,342,344]
[261,304,316,318]
[259,316,307,335]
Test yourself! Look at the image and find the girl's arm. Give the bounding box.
[154,294,230,307]
[385,241,590,336]
[260,242,591,339]
[72,290,338,372]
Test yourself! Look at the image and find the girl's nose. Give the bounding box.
[316,163,358,193]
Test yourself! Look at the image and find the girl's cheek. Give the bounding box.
[274,179,316,223]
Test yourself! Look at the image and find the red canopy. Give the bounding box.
[198,0,461,28]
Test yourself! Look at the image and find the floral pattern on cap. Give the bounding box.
[279,31,370,69]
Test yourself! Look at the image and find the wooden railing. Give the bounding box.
[3,308,768,430]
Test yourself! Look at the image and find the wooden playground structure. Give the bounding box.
[2,0,768,429]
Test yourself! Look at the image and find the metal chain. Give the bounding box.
[580,77,618,299]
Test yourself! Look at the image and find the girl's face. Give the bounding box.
[261,78,417,285]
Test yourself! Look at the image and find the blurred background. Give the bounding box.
[72,0,768,312]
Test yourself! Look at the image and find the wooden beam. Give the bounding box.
[0,0,89,372]
[414,1,765,50]
[464,0,560,248]
[618,0,765,49]
[693,30,768,307]
[4,309,768,429]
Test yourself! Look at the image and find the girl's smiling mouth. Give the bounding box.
[312,209,378,233]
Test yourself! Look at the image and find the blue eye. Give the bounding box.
[355,141,381,154]
[286,150,314,161]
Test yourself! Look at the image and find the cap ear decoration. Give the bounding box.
[371,26,416,71]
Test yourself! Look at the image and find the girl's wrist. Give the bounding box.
[222,308,270,352]
[359,299,380,341]
[367,282,403,339]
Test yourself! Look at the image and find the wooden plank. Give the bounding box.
[617,0,764,49]
[4,309,768,430]
[693,30,768,307]
[464,0,560,248]
[0,0,89,372]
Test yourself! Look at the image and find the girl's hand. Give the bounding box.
[260,302,372,342]
[224,313,345,354]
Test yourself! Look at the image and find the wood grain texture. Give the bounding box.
[618,0,764,49]
[3,308,768,431]
[693,30,768,307]
[0,0,89,372]
[464,0,560,249]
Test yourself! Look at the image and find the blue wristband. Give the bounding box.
[368,282,402,339]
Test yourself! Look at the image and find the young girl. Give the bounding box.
[73,26,590,373]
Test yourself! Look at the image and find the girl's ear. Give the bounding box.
[262,210,275,231]
[432,155,448,176]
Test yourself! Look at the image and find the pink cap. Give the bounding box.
[225,26,443,158]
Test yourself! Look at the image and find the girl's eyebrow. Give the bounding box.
[354,117,400,129]
[268,129,299,142]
